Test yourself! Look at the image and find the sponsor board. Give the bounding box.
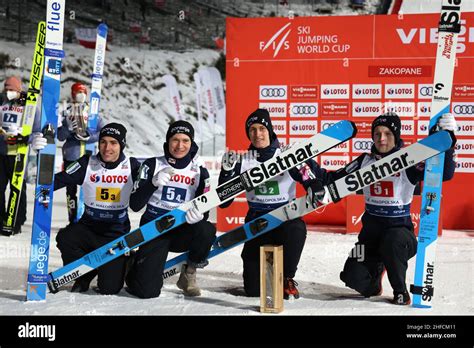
[289,103,318,117]
[455,120,474,135]
[320,119,341,132]
[417,102,432,117]
[353,120,373,134]
[417,84,433,99]
[259,85,287,100]
[320,84,350,99]
[289,120,317,135]
[352,138,373,153]
[384,102,415,117]
[455,157,474,173]
[352,84,382,99]
[453,84,474,99]
[417,120,430,135]
[452,102,474,117]
[352,102,382,117]
[454,139,474,155]
[259,102,287,117]
[320,102,350,116]
[384,84,415,99]
[401,120,415,135]
[272,119,287,135]
[290,85,318,99]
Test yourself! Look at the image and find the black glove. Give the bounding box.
[6,134,29,145]
[306,179,330,208]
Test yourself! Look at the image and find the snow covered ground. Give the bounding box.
[0,184,472,316]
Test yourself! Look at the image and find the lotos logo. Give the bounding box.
[90,173,100,183]
[171,174,196,186]
[259,22,291,58]
[90,174,128,184]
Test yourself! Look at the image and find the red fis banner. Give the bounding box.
[222,13,474,231]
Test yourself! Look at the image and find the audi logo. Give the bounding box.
[353,141,373,150]
[322,122,336,130]
[419,86,433,96]
[292,105,317,114]
[260,88,286,98]
[453,105,474,114]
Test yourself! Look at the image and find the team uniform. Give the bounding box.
[218,109,327,298]
[52,123,140,294]
[338,113,457,304]
[126,121,216,299]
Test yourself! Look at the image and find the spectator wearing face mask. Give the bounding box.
[56,82,104,226]
[0,76,40,235]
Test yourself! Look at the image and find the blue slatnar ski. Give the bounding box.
[47,120,357,292]
[163,132,455,281]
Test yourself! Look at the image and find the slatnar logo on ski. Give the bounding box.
[422,262,435,301]
[345,152,412,191]
[246,143,316,187]
[52,270,81,289]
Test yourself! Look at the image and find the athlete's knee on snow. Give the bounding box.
[340,257,374,296]
[126,277,162,299]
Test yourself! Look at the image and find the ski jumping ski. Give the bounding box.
[162,131,455,281]
[76,23,108,221]
[26,0,66,301]
[410,0,462,308]
[47,120,357,293]
[3,22,46,235]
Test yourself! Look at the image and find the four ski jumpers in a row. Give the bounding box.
[2,78,457,304]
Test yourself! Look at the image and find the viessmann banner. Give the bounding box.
[223,13,474,230]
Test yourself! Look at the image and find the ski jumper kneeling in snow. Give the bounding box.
[126,121,216,299]
[337,112,457,305]
[33,123,140,294]
[218,109,329,299]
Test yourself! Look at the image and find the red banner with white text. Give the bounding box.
[221,13,474,232]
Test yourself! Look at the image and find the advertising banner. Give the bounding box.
[222,13,474,231]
